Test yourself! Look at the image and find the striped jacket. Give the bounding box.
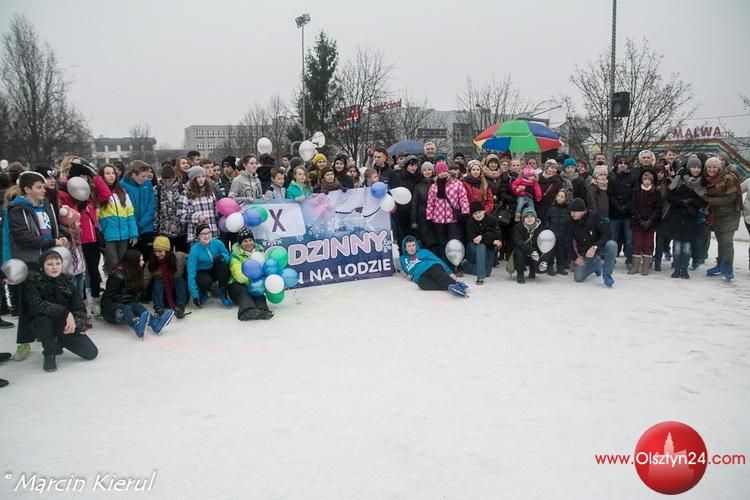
[177,192,218,242]
[98,192,138,242]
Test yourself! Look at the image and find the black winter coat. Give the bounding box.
[513,221,544,255]
[544,203,571,241]
[661,184,706,241]
[466,214,503,248]
[608,171,634,219]
[499,172,518,207]
[571,211,610,257]
[410,178,436,247]
[587,184,609,218]
[538,174,563,219]
[21,271,88,340]
[101,272,140,324]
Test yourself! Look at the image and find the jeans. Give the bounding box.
[104,240,129,274]
[114,303,148,326]
[463,243,494,280]
[574,240,617,282]
[609,218,633,262]
[516,196,534,214]
[71,273,85,299]
[673,241,691,270]
[152,276,188,310]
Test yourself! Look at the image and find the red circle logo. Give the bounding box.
[634,421,708,495]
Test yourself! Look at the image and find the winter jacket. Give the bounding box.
[587,183,609,219]
[462,177,494,213]
[570,210,610,258]
[98,191,138,242]
[743,178,750,225]
[2,197,59,266]
[511,177,542,201]
[631,184,662,231]
[264,184,286,201]
[177,192,218,243]
[513,220,544,255]
[155,180,185,238]
[661,177,707,241]
[219,173,235,198]
[24,271,88,332]
[538,174,563,219]
[228,242,265,286]
[499,172,518,207]
[143,251,187,285]
[101,271,140,323]
[560,171,587,201]
[410,178,436,247]
[58,175,111,244]
[466,214,503,247]
[426,179,470,224]
[374,164,394,186]
[186,238,230,298]
[229,171,263,202]
[286,181,313,200]
[481,166,503,199]
[121,177,156,235]
[705,170,741,233]
[545,202,572,241]
[399,237,451,284]
[608,170,634,219]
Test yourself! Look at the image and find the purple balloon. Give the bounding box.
[218,216,228,233]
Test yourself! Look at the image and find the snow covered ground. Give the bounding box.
[1,239,748,499]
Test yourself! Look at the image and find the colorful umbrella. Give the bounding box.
[473,120,563,153]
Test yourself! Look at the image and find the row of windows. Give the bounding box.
[194,128,237,138]
[195,142,221,150]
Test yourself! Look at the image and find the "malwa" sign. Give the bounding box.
[669,126,722,140]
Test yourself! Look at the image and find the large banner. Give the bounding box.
[247,188,394,288]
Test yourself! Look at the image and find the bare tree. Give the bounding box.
[568,38,695,159]
[0,14,90,163]
[455,74,532,154]
[336,46,393,160]
[266,93,290,157]
[129,123,157,164]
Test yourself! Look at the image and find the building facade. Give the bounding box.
[92,136,157,165]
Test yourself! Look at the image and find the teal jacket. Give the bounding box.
[121,177,156,234]
[399,236,451,285]
[186,239,230,298]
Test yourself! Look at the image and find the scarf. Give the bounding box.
[684,175,706,197]
[561,171,579,182]
[593,176,608,190]
[640,184,653,192]
[158,257,176,309]
[463,175,481,187]
[437,177,448,199]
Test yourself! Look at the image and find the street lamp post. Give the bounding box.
[295,13,311,139]
[606,0,617,167]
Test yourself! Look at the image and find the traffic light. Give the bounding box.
[612,92,631,117]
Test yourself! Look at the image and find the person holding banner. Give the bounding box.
[229,155,263,203]
[286,166,313,201]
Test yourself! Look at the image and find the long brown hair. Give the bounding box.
[98,164,127,206]
[186,174,215,200]
[116,248,144,295]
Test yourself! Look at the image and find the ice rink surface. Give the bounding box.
[1,240,748,499]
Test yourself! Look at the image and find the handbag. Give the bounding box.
[493,205,512,226]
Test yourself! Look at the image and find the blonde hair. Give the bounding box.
[59,155,79,180]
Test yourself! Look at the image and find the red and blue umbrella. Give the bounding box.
[473,120,563,153]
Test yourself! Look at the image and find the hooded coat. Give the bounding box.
[399,237,452,285]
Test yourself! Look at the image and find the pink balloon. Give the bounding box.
[216,198,241,217]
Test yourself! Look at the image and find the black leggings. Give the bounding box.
[82,242,102,298]
[417,264,455,291]
[32,315,98,359]
[195,261,230,295]
[433,222,463,268]
[227,282,270,320]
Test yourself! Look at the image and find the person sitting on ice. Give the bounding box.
[399,236,468,297]
[228,228,273,320]
[187,223,232,308]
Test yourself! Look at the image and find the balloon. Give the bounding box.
[243,208,262,227]
[50,246,73,274]
[257,137,273,155]
[67,177,90,201]
[390,186,412,205]
[370,182,387,199]
[281,268,299,288]
[225,212,244,232]
[379,194,395,212]
[256,206,269,223]
[267,247,288,269]
[0,159,8,171]
[218,216,228,233]
[216,198,241,217]
[248,279,265,297]
[242,259,264,280]
[1,259,28,285]
[264,274,285,294]
[537,229,557,254]
[265,290,285,304]
[299,140,316,162]
[249,250,266,265]
[263,258,280,276]
[445,239,465,267]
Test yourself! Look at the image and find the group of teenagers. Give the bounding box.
[0,144,746,384]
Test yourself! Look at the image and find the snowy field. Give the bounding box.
[1,238,748,500]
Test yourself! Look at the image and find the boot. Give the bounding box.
[723,261,735,282]
[653,253,662,272]
[641,256,652,276]
[43,355,57,372]
[517,270,526,284]
[706,261,723,276]
[628,256,641,275]
[175,304,187,319]
[14,343,31,361]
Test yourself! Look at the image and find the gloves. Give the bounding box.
[192,297,203,308]
[213,256,224,265]
[531,251,540,262]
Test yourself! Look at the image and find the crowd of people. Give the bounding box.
[0,142,747,386]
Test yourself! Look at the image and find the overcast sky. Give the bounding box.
[2,0,748,147]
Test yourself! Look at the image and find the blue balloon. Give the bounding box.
[263,258,280,276]
[242,259,263,280]
[248,279,265,297]
[370,181,387,199]
[281,268,299,288]
[243,208,262,227]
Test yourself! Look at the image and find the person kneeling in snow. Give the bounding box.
[569,197,617,287]
[227,228,273,320]
[399,236,468,297]
[24,249,98,372]
[512,207,545,284]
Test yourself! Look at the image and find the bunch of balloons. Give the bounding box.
[216,199,269,233]
[369,182,413,213]
[240,246,300,304]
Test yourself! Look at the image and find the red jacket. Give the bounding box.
[462,180,494,213]
[59,176,112,244]
[511,177,542,202]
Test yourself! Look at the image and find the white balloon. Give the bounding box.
[249,250,266,265]
[537,229,557,254]
[390,186,412,205]
[264,274,285,294]
[1,258,28,285]
[225,212,245,233]
[445,239,465,267]
[67,177,91,201]
[0,159,8,171]
[379,194,396,212]
[299,140,316,162]
[50,246,73,274]
[257,137,273,155]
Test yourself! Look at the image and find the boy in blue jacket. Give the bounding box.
[187,224,231,308]
[121,160,156,256]
[399,236,468,297]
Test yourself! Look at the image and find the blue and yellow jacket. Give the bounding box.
[97,192,138,242]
